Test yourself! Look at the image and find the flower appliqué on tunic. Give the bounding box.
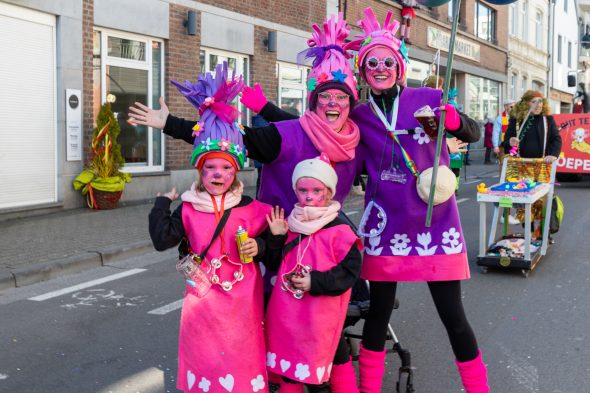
[365,235,384,256]
[441,227,463,254]
[197,376,210,392]
[251,375,266,392]
[295,363,310,381]
[416,232,437,256]
[390,233,412,256]
[413,128,431,145]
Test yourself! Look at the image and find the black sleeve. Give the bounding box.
[502,118,518,152]
[262,232,288,271]
[309,243,362,297]
[243,124,283,164]
[253,228,269,262]
[546,116,563,157]
[163,114,197,145]
[259,102,299,122]
[447,112,481,143]
[148,197,185,251]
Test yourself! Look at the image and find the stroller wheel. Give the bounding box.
[396,367,415,393]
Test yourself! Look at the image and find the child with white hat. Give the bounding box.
[264,153,362,393]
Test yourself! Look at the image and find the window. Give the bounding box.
[521,1,528,41]
[511,73,517,100]
[200,47,250,124]
[94,29,165,172]
[564,0,568,13]
[467,75,499,122]
[535,11,543,49]
[557,35,562,63]
[277,63,310,117]
[474,1,496,42]
[326,0,339,18]
[568,41,572,67]
[509,4,517,36]
[532,80,543,92]
[521,76,527,94]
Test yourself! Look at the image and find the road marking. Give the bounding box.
[463,179,482,184]
[148,299,183,315]
[345,210,359,216]
[28,268,146,301]
[456,198,469,204]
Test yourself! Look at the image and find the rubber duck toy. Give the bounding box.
[477,182,487,193]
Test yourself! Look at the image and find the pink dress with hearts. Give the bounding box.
[264,224,361,385]
[177,200,271,393]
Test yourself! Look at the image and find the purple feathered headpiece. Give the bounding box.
[171,62,247,169]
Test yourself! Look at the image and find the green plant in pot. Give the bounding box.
[73,102,131,209]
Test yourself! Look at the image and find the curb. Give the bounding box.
[3,240,155,290]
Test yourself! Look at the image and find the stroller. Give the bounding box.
[339,212,415,393]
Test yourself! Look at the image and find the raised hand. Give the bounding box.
[157,187,179,201]
[440,103,460,131]
[265,205,288,236]
[128,96,170,129]
[447,137,468,154]
[240,83,268,113]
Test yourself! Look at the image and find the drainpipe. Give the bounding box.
[547,0,556,99]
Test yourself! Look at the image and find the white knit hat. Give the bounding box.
[292,153,338,195]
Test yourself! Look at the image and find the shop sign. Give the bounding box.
[66,89,82,161]
[554,113,590,174]
[427,27,480,62]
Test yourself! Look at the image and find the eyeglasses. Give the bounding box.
[317,92,350,104]
[366,56,397,70]
[530,98,543,104]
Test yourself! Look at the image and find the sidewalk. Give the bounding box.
[0,157,493,291]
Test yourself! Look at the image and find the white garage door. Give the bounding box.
[0,3,56,209]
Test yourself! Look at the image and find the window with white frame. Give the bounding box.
[520,1,528,41]
[568,41,572,67]
[532,80,543,92]
[535,11,543,49]
[199,47,250,124]
[557,35,562,63]
[93,29,164,172]
[521,76,527,94]
[509,4,517,36]
[511,73,517,99]
[277,62,310,117]
[564,0,568,13]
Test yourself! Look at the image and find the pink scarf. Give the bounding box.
[287,201,341,235]
[298,111,360,162]
[181,181,244,213]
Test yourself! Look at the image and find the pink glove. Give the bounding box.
[442,103,460,131]
[240,83,268,113]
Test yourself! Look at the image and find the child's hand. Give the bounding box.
[447,137,468,154]
[266,206,288,235]
[240,238,258,258]
[157,187,179,201]
[290,271,311,292]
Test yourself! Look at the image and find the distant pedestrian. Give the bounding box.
[484,117,494,164]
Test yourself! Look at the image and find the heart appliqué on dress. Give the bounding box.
[280,359,291,372]
[316,366,326,382]
[187,370,196,390]
[219,374,235,392]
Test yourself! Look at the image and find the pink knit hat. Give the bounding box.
[345,8,408,81]
[299,13,359,106]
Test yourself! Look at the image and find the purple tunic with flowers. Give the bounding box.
[350,87,470,282]
[257,119,357,215]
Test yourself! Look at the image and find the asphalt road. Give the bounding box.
[1,169,589,393]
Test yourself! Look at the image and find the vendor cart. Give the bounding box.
[476,157,557,277]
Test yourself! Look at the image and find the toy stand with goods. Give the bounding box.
[476,157,557,277]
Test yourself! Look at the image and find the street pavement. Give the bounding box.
[2,156,590,392]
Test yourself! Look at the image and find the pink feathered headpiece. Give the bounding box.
[345,8,407,81]
[299,13,358,103]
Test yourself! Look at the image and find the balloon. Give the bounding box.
[416,0,451,7]
[483,0,518,4]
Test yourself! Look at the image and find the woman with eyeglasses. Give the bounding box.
[502,90,562,163]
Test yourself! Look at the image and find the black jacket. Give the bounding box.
[502,115,562,158]
[263,217,362,297]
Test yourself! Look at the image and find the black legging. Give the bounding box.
[362,280,479,362]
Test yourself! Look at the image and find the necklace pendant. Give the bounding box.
[210,274,219,284]
[380,168,407,184]
[358,200,388,238]
[221,281,233,291]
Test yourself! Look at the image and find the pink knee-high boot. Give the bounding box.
[280,379,304,393]
[330,357,359,393]
[455,350,490,393]
[358,344,387,393]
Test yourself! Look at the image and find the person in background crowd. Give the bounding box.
[484,117,494,164]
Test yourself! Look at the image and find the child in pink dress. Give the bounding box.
[149,62,272,393]
[264,154,362,393]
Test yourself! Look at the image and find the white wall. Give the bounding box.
[551,0,579,94]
